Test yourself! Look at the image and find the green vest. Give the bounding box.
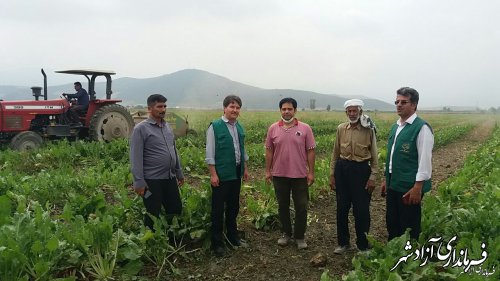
[212,119,245,181]
[385,117,432,193]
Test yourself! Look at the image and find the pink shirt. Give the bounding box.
[265,119,316,178]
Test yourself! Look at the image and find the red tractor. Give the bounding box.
[0,69,135,151]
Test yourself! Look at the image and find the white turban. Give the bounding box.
[344,99,364,109]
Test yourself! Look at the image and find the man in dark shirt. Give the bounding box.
[130,94,185,234]
[63,82,89,124]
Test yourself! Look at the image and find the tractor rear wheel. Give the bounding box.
[10,131,44,151]
[89,104,134,142]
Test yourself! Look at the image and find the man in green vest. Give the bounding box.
[381,87,434,241]
[205,95,249,257]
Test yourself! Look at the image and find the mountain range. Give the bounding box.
[0,69,394,111]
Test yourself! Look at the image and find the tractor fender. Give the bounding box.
[82,99,123,126]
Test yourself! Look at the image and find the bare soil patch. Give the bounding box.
[431,120,495,186]
[169,120,495,281]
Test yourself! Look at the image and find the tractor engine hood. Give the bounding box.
[0,99,70,132]
[0,99,70,113]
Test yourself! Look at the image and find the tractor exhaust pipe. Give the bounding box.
[41,68,47,100]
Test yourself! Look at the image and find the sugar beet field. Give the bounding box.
[0,110,498,281]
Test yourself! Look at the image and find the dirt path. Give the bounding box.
[172,120,495,281]
[430,120,495,186]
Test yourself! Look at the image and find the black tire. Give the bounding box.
[10,131,43,151]
[89,104,135,142]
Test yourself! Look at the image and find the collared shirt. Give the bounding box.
[330,121,378,181]
[130,117,183,189]
[389,113,434,181]
[205,116,249,165]
[265,119,316,178]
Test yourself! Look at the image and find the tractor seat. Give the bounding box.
[75,105,88,116]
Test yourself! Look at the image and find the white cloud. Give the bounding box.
[0,0,498,108]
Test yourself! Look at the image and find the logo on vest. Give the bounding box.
[401,143,411,153]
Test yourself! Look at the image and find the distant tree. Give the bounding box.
[326,104,331,111]
[488,107,497,114]
[310,99,316,110]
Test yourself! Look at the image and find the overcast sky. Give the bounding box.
[1,0,498,108]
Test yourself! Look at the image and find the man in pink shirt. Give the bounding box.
[265,97,316,250]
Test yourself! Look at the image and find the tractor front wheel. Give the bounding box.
[10,131,44,151]
[89,104,135,142]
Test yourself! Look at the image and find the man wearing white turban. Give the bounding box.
[330,98,378,254]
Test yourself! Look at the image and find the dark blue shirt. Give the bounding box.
[67,88,89,107]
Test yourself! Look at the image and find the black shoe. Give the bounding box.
[356,243,372,252]
[213,246,225,257]
[228,238,248,248]
[357,245,372,252]
[228,238,240,246]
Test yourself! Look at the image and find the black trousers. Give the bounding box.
[143,178,182,230]
[334,159,371,250]
[386,187,423,241]
[68,105,88,123]
[211,166,242,248]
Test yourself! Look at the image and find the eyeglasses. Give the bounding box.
[394,100,410,105]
